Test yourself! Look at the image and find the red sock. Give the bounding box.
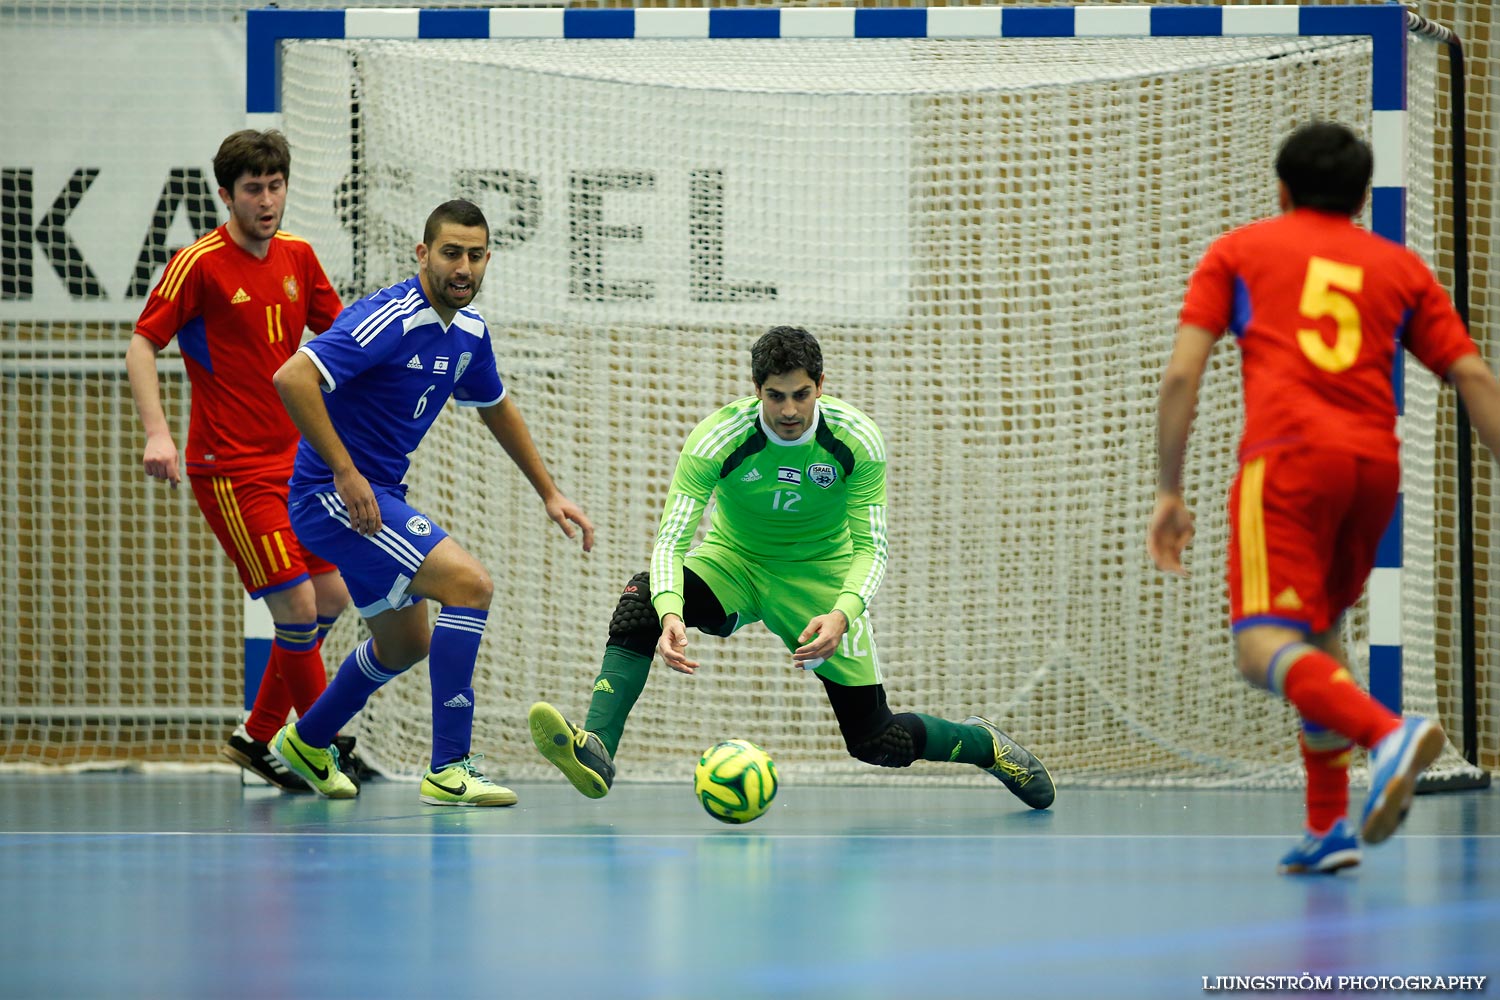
[1300,732,1352,835]
[243,639,329,742]
[1279,649,1401,749]
[275,641,330,716]
[244,664,292,743]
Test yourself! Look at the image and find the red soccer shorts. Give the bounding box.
[1227,445,1400,635]
[190,466,337,599]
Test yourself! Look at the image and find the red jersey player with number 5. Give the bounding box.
[1149,122,1500,874]
[126,130,356,791]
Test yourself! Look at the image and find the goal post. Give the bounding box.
[246,4,1486,788]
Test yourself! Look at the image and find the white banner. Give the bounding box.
[0,23,243,322]
[282,42,910,326]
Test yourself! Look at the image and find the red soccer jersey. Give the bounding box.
[135,226,342,475]
[1180,208,1477,462]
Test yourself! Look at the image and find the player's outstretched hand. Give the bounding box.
[142,430,181,487]
[657,615,699,674]
[1148,492,1195,578]
[545,493,595,553]
[335,467,381,536]
[793,610,848,668]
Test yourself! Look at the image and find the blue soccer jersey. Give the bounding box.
[289,275,505,495]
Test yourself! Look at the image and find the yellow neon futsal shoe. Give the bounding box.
[528,701,615,799]
[269,723,358,799]
[419,754,518,807]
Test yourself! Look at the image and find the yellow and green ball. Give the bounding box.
[694,739,778,824]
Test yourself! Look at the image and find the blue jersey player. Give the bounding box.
[268,199,594,805]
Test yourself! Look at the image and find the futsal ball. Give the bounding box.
[694,739,778,824]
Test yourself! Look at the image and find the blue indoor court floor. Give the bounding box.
[0,773,1495,1000]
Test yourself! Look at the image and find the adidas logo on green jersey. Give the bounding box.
[593,678,615,695]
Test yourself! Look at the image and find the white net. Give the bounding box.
[278,32,1481,786]
[0,0,558,770]
[3,1,1494,787]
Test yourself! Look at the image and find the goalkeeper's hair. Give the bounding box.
[423,199,490,246]
[751,326,823,387]
[1275,121,1372,216]
[213,129,292,193]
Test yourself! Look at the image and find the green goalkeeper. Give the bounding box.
[529,326,1054,809]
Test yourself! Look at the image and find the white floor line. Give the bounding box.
[5,830,1499,840]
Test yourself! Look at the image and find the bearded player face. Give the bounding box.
[222,171,287,250]
[417,222,491,319]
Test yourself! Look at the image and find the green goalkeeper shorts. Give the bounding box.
[684,538,882,688]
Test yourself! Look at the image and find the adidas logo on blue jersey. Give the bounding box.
[741,468,762,483]
[406,355,423,370]
[443,693,473,709]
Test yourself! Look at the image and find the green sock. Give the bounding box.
[914,715,994,766]
[584,646,651,757]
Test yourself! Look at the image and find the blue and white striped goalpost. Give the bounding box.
[240,5,1481,786]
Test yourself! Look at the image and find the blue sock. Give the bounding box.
[316,614,339,642]
[296,639,403,748]
[429,607,488,770]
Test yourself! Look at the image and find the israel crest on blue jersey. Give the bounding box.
[808,463,837,488]
[455,352,473,381]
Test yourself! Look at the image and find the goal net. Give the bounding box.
[273,24,1485,789]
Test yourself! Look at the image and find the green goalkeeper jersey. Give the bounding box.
[650,395,888,626]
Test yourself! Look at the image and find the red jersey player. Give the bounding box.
[1150,122,1500,874]
[125,130,355,791]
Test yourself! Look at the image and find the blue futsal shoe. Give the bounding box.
[1360,716,1444,846]
[1278,818,1360,875]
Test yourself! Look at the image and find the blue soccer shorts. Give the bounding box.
[289,487,450,617]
